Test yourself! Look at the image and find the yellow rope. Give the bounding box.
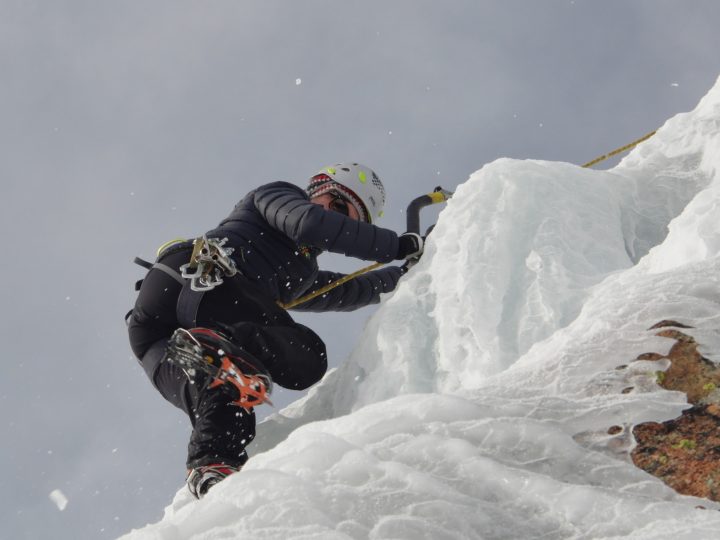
[278,261,386,310]
[581,130,657,168]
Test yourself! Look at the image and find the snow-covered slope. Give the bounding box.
[122,76,720,539]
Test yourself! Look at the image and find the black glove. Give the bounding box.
[396,232,424,260]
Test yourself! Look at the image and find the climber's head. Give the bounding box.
[307,163,386,223]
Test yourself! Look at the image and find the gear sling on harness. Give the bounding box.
[127,235,238,329]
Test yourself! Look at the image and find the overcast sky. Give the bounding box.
[2,1,720,538]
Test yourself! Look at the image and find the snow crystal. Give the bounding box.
[49,489,68,511]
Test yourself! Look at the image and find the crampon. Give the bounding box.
[164,327,273,411]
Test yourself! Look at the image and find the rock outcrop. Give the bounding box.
[631,321,720,502]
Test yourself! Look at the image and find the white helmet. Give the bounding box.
[307,163,386,223]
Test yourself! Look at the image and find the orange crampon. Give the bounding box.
[208,356,273,411]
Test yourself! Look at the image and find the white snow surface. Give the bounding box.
[122,76,720,539]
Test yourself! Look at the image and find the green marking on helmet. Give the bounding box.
[378,210,384,218]
[327,167,336,175]
[358,170,367,183]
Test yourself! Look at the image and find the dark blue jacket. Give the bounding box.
[205,181,404,311]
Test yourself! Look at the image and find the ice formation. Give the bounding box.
[121,76,720,539]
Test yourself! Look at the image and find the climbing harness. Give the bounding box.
[128,236,237,328]
[180,235,238,292]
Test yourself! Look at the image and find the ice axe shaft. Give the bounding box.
[406,186,453,235]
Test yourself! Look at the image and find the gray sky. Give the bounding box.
[2,1,720,538]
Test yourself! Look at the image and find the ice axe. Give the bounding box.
[278,186,453,310]
[406,186,454,236]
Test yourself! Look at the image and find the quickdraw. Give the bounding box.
[180,235,238,292]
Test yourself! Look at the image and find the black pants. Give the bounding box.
[128,249,327,468]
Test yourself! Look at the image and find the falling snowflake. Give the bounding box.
[49,489,68,511]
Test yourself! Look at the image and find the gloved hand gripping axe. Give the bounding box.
[401,186,454,270]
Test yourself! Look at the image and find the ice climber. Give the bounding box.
[127,163,424,498]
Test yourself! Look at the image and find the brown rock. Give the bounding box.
[649,320,693,330]
[632,405,720,501]
[630,323,720,502]
[635,353,665,362]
